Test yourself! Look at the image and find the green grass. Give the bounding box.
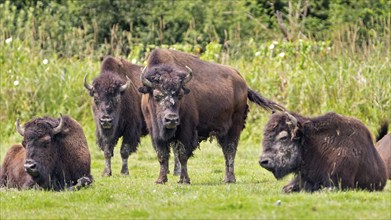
[1,139,390,219]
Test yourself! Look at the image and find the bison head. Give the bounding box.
[16,115,64,189]
[259,112,303,179]
[84,72,130,135]
[139,65,192,141]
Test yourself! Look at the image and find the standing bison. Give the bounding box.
[15,114,92,191]
[84,56,148,176]
[0,144,35,189]
[259,112,387,192]
[376,123,390,179]
[139,49,284,184]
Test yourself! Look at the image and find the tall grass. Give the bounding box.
[0,6,390,219]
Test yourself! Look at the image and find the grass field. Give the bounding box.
[1,34,391,219]
[1,137,391,219]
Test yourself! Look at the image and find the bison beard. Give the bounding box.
[140,49,284,184]
[260,111,387,192]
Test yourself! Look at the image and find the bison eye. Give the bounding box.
[94,98,100,105]
[154,94,164,101]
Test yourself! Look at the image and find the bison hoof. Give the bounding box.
[178,179,190,184]
[102,171,112,177]
[155,177,168,184]
[121,169,129,176]
[282,184,299,193]
[224,178,236,183]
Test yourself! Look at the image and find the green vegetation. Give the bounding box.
[1,0,390,219]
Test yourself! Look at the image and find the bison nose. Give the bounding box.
[24,160,39,177]
[163,114,179,129]
[99,116,113,129]
[259,157,274,170]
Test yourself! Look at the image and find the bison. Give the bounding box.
[0,144,35,189]
[84,56,180,176]
[375,123,390,179]
[15,114,92,191]
[259,111,387,192]
[139,49,284,184]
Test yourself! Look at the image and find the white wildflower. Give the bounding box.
[278,52,285,58]
[255,51,261,57]
[272,41,279,45]
[5,37,12,44]
[42,59,48,65]
[131,59,137,64]
[14,80,19,86]
[269,44,275,50]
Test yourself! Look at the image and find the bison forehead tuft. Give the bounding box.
[24,117,60,138]
[93,72,125,95]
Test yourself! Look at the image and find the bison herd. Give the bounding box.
[1,49,390,192]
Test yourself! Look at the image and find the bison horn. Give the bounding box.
[83,73,93,92]
[183,66,193,84]
[52,114,64,135]
[285,111,298,127]
[140,66,153,88]
[120,76,131,92]
[15,119,25,136]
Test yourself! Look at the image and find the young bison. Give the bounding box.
[259,112,387,192]
[0,144,35,189]
[16,114,93,191]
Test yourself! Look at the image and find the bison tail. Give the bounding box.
[247,88,285,112]
[376,121,389,142]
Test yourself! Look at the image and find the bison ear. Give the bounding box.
[290,121,303,140]
[138,86,150,94]
[182,86,190,94]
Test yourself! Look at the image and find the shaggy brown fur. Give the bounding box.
[139,49,284,184]
[18,115,92,191]
[260,112,387,192]
[84,56,148,176]
[85,56,181,176]
[0,144,35,189]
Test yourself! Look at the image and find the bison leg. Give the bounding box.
[218,129,244,183]
[283,176,301,193]
[223,143,237,183]
[102,148,113,177]
[120,143,132,175]
[155,143,170,184]
[172,142,182,176]
[176,143,191,184]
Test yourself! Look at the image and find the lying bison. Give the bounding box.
[259,112,387,192]
[15,114,92,191]
[84,56,180,176]
[0,144,35,189]
[139,49,284,184]
[376,123,390,179]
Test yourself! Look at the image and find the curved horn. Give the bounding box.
[83,73,93,92]
[183,66,193,84]
[52,114,64,135]
[284,111,298,127]
[15,119,25,136]
[140,66,153,88]
[119,76,131,92]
